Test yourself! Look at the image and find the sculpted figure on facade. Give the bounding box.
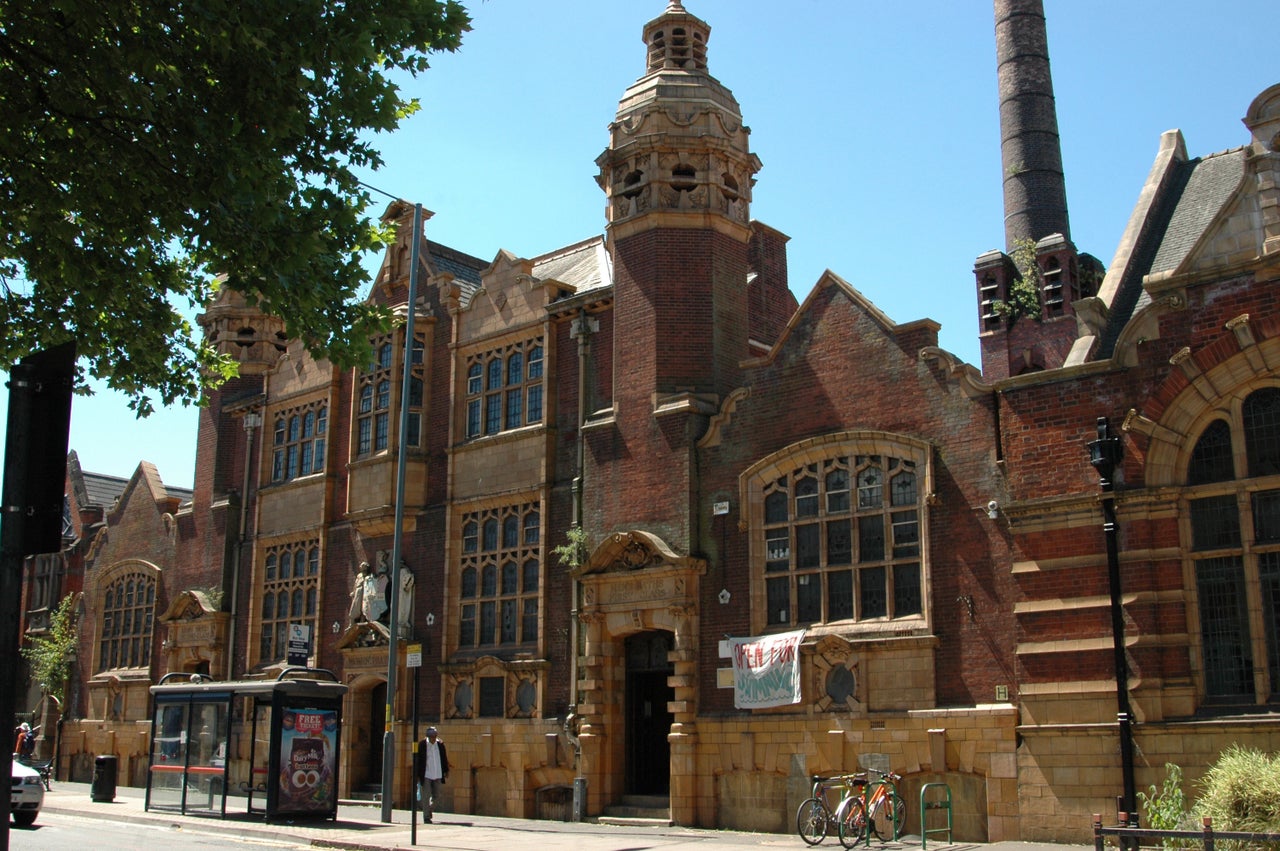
[347,562,369,627]
[396,560,414,638]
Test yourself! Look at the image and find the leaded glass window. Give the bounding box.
[758,452,925,628]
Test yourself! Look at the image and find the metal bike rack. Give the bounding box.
[859,777,902,846]
[920,782,953,849]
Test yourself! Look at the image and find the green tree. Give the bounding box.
[0,0,471,414]
[20,593,80,706]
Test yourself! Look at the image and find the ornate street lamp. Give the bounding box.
[1087,416,1137,828]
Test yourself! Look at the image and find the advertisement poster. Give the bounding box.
[276,707,338,813]
[729,629,805,709]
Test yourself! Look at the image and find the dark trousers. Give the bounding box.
[420,777,444,821]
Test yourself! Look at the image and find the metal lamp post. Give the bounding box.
[380,201,423,822]
[1087,416,1137,827]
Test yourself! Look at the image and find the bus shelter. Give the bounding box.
[146,667,346,821]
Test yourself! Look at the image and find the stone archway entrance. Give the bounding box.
[574,531,706,825]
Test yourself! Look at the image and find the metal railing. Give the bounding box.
[1095,812,1280,850]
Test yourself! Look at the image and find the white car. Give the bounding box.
[10,758,44,826]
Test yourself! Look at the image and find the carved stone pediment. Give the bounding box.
[159,589,217,623]
[575,530,706,577]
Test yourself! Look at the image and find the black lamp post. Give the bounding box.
[1087,416,1137,827]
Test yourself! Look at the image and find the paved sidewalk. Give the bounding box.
[34,780,1098,851]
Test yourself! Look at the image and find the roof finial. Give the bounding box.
[666,0,685,11]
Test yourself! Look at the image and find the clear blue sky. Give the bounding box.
[3,1,1274,490]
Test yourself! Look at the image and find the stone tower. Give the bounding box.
[596,0,761,403]
[590,0,761,549]
[977,0,1101,379]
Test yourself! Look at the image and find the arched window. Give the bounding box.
[1186,388,1280,700]
[354,329,426,459]
[98,570,157,671]
[271,402,327,482]
[750,436,929,631]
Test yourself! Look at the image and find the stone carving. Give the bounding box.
[396,561,414,638]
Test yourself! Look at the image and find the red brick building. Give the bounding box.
[25,0,1280,842]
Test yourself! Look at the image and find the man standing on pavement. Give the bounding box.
[413,725,449,823]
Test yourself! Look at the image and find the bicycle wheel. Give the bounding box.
[870,795,906,840]
[836,795,867,848]
[796,797,830,845]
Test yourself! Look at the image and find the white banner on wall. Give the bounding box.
[729,629,805,709]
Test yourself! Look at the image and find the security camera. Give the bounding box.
[986,500,1000,519]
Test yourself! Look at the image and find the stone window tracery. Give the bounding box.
[271,400,327,482]
[98,569,156,671]
[748,435,930,633]
[1186,387,1280,701]
[463,339,543,440]
[355,331,426,459]
[457,502,541,651]
[257,540,320,665]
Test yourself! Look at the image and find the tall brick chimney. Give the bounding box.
[978,0,1100,380]
[995,0,1070,250]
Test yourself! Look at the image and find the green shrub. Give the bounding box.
[1196,746,1280,850]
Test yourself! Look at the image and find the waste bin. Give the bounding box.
[91,754,117,802]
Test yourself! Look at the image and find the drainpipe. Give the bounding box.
[227,411,261,679]
[569,307,593,728]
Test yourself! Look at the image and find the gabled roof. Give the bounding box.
[1096,139,1249,360]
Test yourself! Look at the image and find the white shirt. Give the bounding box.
[423,739,443,781]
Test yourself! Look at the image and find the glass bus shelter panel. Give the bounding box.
[148,699,189,811]
[181,697,231,815]
[247,703,273,814]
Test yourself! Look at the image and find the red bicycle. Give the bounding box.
[837,768,905,846]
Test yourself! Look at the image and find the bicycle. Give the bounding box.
[837,767,905,844]
[796,773,866,845]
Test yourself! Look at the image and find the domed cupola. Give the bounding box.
[596,0,761,236]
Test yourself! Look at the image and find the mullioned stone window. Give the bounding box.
[1186,386,1280,701]
[744,432,932,635]
[457,502,541,651]
[463,339,544,440]
[257,540,320,665]
[354,331,426,459]
[271,400,327,482]
[98,568,157,671]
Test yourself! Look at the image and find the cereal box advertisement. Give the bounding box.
[276,708,338,813]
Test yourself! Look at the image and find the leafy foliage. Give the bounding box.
[554,525,589,570]
[20,593,80,706]
[0,0,471,413]
[1195,746,1280,848]
[992,237,1044,323]
[1137,762,1195,849]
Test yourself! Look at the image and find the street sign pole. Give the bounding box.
[406,643,422,845]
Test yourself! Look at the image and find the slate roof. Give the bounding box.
[80,469,192,509]
[427,240,486,286]
[1098,146,1247,359]
[81,471,129,510]
[532,236,611,295]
